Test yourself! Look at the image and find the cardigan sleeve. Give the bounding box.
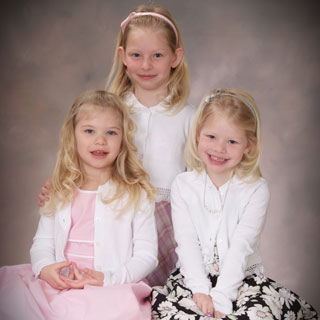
[103,197,158,285]
[171,176,212,294]
[30,214,56,277]
[210,181,270,314]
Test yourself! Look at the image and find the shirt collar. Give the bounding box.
[125,92,170,111]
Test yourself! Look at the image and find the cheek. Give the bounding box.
[197,138,208,154]
[126,60,138,72]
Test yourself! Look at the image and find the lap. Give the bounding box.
[151,269,319,320]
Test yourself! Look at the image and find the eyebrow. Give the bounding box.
[80,124,121,130]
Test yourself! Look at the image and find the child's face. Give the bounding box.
[75,105,122,180]
[197,112,250,187]
[119,27,182,98]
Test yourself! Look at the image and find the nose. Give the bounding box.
[213,140,226,154]
[141,56,152,70]
[95,134,107,145]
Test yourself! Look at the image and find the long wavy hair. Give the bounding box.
[41,90,155,216]
[186,88,262,182]
[106,3,190,114]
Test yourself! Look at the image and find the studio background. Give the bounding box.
[1,0,319,311]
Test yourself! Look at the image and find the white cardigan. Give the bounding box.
[30,180,158,286]
[171,170,270,314]
[125,93,196,201]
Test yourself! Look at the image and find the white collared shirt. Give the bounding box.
[30,180,158,286]
[171,170,270,314]
[125,93,196,202]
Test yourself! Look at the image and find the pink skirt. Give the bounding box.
[0,264,152,320]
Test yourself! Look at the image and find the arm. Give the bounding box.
[30,213,72,289]
[210,181,270,314]
[30,214,56,277]
[103,198,158,285]
[171,177,211,295]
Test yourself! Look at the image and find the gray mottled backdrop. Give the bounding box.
[1,0,319,311]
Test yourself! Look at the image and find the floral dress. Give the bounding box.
[151,243,319,320]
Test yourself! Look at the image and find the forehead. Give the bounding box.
[76,104,122,122]
[201,113,246,135]
[126,26,169,47]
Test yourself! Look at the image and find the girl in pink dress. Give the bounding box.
[0,90,158,320]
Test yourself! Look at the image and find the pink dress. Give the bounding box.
[0,190,152,320]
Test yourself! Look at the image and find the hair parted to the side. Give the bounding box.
[186,88,262,182]
[106,3,190,114]
[41,90,155,216]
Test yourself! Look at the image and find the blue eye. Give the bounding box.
[132,53,140,58]
[85,129,94,134]
[208,135,215,139]
[229,140,237,144]
[107,130,117,136]
[154,53,162,58]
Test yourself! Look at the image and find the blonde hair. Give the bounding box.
[41,90,155,216]
[186,88,262,182]
[106,3,190,114]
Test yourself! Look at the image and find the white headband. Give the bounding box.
[204,89,257,123]
[120,11,179,46]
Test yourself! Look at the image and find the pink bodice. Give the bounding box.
[64,189,97,270]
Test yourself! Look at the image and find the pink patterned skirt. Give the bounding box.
[146,201,178,286]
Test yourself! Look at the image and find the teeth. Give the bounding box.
[92,151,106,155]
[210,155,225,162]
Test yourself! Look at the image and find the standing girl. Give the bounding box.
[0,90,158,320]
[39,4,195,286]
[106,4,195,286]
[152,88,319,319]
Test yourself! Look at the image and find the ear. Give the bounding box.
[171,47,183,68]
[196,130,200,144]
[244,144,251,155]
[244,138,254,155]
[118,46,127,66]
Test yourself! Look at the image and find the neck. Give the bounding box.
[81,169,112,191]
[134,87,168,107]
[207,170,234,189]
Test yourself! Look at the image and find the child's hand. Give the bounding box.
[37,179,51,207]
[39,261,72,290]
[192,293,215,317]
[214,310,226,319]
[61,262,104,289]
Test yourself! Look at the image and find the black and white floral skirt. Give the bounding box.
[151,268,319,320]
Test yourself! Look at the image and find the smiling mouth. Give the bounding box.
[91,151,108,157]
[138,74,156,80]
[209,155,228,163]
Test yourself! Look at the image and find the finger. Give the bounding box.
[45,179,52,189]
[64,278,85,289]
[67,267,75,280]
[40,188,50,196]
[54,277,69,289]
[72,264,83,280]
[37,200,45,207]
[83,268,95,278]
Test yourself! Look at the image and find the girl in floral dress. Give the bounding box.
[152,88,319,319]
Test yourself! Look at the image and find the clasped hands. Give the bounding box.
[193,293,226,319]
[39,261,104,290]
